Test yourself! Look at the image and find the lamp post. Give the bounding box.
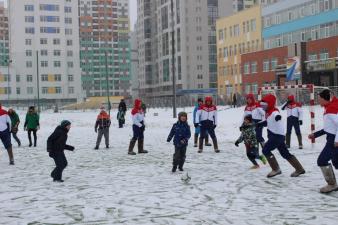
[5,58,12,103]
[171,0,177,118]
[105,50,111,116]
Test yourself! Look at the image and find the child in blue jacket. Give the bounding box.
[167,112,191,172]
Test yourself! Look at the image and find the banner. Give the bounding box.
[286,57,301,81]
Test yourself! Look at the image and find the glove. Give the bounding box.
[194,123,199,128]
[213,125,217,129]
[239,126,243,131]
[166,138,171,143]
[235,141,239,147]
[299,120,303,125]
[68,146,75,151]
[141,125,145,131]
[275,115,282,121]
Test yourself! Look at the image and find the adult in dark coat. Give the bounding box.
[118,99,127,113]
[47,120,74,182]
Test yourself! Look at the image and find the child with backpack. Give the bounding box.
[235,115,267,169]
[167,112,191,172]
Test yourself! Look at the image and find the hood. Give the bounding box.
[246,93,256,106]
[98,110,109,119]
[205,96,213,104]
[288,95,295,102]
[325,96,338,114]
[134,99,142,109]
[262,94,277,112]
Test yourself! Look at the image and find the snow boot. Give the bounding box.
[285,134,291,148]
[138,139,148,154]
[178,162,184,171]
[94,146,99,150]
[320,164,338,193]
[172,165,177,173]
[128,139,137,155]
[7,147,14,165]
[198,137,204,153]
[259,155,267,165]
[212,138,220,153]
[250,165,260,169]
[194,134,198,147]
[287,155,305,177]
[53,179,64,183]
[266,154,282,178]
[205,135,212,146]
[297,135,303,149]
[259,141,265,149]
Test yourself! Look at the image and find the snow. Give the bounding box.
[0,106,337,225]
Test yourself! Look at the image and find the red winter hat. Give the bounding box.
[262,94,276,111]
[205,96,213,103]
[134,99,142,109]
[288,95,295,102]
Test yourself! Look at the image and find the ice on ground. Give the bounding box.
[0,106,337,225]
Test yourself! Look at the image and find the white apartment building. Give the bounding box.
[8,0,82,104]
[136,0,232,105]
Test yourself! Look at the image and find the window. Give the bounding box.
[25,27,35,34]
[161,6,168,30]
[244,63,250,75]
[41,74,48,81]
[263,59,270,72]
[162,33,169,56]
[68,75,74,82]
[271,58,278,70]
[245,84,251,94]
[4,87,11,95]
[54,61,61,67]
[26,61,32,68]
[308,54,317,60]
[55,87,62,94]
[64,7,72,13]
[42,87,48,94]
[40,4,59,11]
[27,87,33,94]
[40,27,60,34]
[320,50,329,60]
[16,75,20,82]
[26,50,32,57]
[68,87,74,94]
[223,47,228,58]
[251,61,257,73]
[26,75,33,82]
[54,50,61,56]
[65,28,72,35]
[54,74,61,81]
[67,51,73,57]
[25,39,32,45]
[67,62,74,68]
[65,18,72,24]
[250,19,256,32]
[41,61,48,67]
[53,39,60,45]
[25,5,34,11]
[252,84,258,94]
[219,29,224,41]
[40,50,48,56]
[67,40,73,46]
[177,28,181,52]
[163,59,170,82]
[16,88,21,95]
[40,16,59,22]
[40,38,47,45]
[25,16,34,23]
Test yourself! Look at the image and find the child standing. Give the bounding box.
[117,106,126,128]
[47,120,74,182]
[167,112,191,172]
[24,106,40,147]
[8,108,21,147]
[235,115,266,169]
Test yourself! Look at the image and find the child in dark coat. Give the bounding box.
[117,106,126,128]
[47,120,74,182]
[235,115,267,169]
[167,112,191,172]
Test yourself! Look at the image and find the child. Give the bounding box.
[47,120,74,182]
[94,106,111,149]
[24,106,40,147]
[167,112,191,172]
[8,108,21,147]
[235,115,266,169]
[0,104,14,165]
[117,106,126,128]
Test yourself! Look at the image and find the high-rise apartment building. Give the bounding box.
[79,0,131,98]
[0,2,8,67]
[232,0,279,12]
[8,0,82,103]
[136,0,232,105]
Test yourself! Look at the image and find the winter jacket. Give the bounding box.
[9,111,20,128]
[193,104,199,124]
[167,121,191,148]
[244,94,265,121]
[260,94,285,136]
[132,99,145,127]
[0,107,11,132]
[47,126,74,153]
[118,101,127,112]
[95,111,111,130]
[236,122,258,148]
[281,95,303,120]
[24,112,40,129]
[117,110,126,121]
[314,96,338,142]
[195,97,218,126]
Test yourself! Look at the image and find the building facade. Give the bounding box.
[8,0,82,104]
[0,2,8,67]
[136,0,232,105]
[79,0,131,98]
[216,5,262,99]
[232,0,279,12]
[262,0,338,50]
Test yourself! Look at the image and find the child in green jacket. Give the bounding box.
[8,108,21,146]
[24,106,40,147]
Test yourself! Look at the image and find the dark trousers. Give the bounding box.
[118,120,124,128]
[200,121,217,140]
[253,119,265,143]
[28,129,37,145]
[173,146,187,168]
[286,116,301,135]
[132,124,144,141]
[317,133,338,168]
[50,152,68,180]
[96,128,109,147]
[262,131,293,160]
[12,131,21,145]
[246,145,259,166]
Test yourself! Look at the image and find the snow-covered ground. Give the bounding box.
[0,106,337,225]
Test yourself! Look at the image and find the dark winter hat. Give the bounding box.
[318,89,331,101]
[244,114,253,122]
[61,120,71,127]
[178,112,188,120]
[197,98,203,103]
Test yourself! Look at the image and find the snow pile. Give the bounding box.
[0,106,337,225]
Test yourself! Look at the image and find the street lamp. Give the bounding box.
[171,0,177,118]
[5,58,12,103]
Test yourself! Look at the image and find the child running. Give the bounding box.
[235,115,267,169]
[167,112,191,172]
